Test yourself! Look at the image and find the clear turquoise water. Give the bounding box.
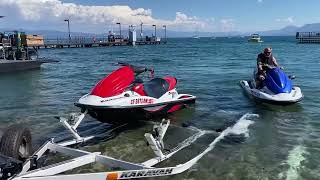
[0,37,319,179]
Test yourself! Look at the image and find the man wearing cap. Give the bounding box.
[255,47,279,88]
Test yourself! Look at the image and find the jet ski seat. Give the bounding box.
[143,78,170,98]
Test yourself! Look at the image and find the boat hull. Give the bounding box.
[0,59,58,73]
[248,39,263,43]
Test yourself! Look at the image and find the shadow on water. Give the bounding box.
[3,69,42,80]
[39,118,148,147]
[255,102,303,112]
[37,105,197,149]
[0,70,43,125]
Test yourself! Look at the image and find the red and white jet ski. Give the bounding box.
[75,63,196,123]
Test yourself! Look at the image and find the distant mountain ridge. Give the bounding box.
[254,23,320,36]
[1,23,320,38]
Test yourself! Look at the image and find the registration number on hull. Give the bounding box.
[251,90,261,97]
[131,98,154,105]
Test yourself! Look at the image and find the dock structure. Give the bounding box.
[31,25,167,49]
[38,36,165,49]
[296,32,320,43]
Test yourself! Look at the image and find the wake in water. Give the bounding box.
[223,113,258,137]
[177,113,257,170]
[209,113,257,145]
[278,145,308,180]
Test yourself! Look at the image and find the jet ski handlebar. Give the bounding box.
[133,66,152,74]
[262,64,276,69]
[262,64,285,71]
[118,62,154,77]
[134,67,155,78]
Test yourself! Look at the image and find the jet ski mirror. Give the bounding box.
[288,75,296,80]
[133,66,148,74]
[117,62,154,77]
[149,68,155,78]
[133,66,154,78]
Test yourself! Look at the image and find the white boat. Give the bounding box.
[192,35,200,39]
[248,34,263,43]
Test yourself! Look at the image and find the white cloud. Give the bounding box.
[169,12,214,31]
[275,16,294,24]
[220,19,235,32]
[132,8,152,17]
[0,0,231,33]
[0,0,154,24]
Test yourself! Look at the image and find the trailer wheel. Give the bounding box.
[0,124,32,161]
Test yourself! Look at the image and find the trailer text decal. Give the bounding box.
[119,168,173,178]
[130,98,154,104]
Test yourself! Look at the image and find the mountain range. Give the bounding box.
[1,23,320,38]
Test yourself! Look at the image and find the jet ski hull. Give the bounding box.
[75,96,196,123]
[240,80,303,105]
[75,64,196,124]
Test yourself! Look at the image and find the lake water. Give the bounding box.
[0,37,319,179]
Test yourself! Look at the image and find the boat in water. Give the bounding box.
[0,58,58,73]
[192,35,200,39]
[248,34,263,43]
[75,62,196,123]
[0,31,58,73]
[240,65,303,105]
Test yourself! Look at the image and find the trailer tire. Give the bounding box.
[0,124,32,161]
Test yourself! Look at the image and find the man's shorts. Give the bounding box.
[255,73,265,81]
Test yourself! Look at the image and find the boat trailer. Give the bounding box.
[1,111,253,179]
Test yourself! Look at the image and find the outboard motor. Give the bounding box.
[265,67,292,94]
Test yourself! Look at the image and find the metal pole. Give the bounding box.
[64,19,71,43]
[163,25,166,42]
[140,22,143,41]
[116,23,121,38]
[68,21,70,42]
[152,25,157,38]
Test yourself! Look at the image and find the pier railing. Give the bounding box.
[38,36,164,48]
[296,32,320,43]
[44,37,109,45]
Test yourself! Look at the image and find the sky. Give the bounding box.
[1,0,320,33]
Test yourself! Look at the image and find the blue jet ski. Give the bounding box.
[240,66,303,105]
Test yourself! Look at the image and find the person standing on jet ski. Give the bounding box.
[256,47,279,88]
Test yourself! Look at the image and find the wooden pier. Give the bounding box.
[296,32,320,43]
[32,36,166,49]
